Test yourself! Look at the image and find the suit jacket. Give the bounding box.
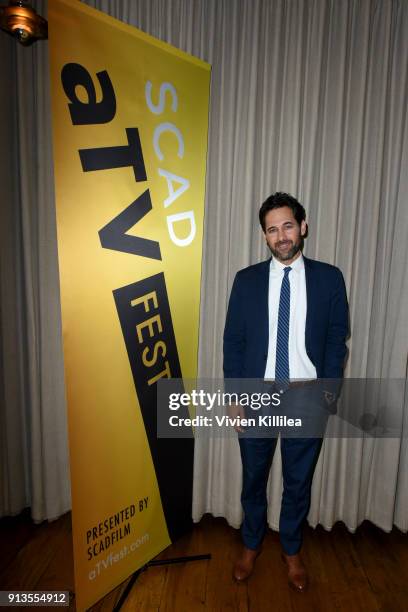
[223,256,349,381]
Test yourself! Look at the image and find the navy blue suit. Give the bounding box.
[223,255,349,554]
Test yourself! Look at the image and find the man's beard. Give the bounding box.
[269,238,303,262]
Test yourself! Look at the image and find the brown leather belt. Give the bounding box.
[263,378,318,389]
[288,379,317,388]
[263,379,317,392]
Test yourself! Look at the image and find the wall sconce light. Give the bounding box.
[0,0,47,46]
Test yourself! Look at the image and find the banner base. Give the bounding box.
[113,554,212,612]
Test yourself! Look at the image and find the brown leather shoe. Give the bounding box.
[233,546,261,582]
[281,552,308,592]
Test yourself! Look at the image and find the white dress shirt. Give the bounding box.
[264,253,317,381]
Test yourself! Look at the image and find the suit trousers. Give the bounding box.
[238,384,327,555]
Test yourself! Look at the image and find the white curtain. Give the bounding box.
[0,0,406,530]
[0,1,70,521]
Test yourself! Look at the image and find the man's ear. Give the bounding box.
[300,220,307,237]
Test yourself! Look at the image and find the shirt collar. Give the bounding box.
[270,252,304,274]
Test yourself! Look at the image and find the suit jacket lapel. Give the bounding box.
[303,256,316,351]
[258,258,271,347]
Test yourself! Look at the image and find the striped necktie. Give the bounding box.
[275,266,292,390]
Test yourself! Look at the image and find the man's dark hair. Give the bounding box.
[259,192,306,231]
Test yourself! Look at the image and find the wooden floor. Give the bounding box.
[1,511,407,611]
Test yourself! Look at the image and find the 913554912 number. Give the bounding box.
[0,591,69,607]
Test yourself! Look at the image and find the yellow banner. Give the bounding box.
[48,1,210,609]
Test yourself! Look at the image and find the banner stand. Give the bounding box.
[48,1,211,608]
[113,553,212,612]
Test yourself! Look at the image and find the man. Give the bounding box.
[223,192,348,591]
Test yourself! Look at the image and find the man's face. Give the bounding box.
[263,206,306,264]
